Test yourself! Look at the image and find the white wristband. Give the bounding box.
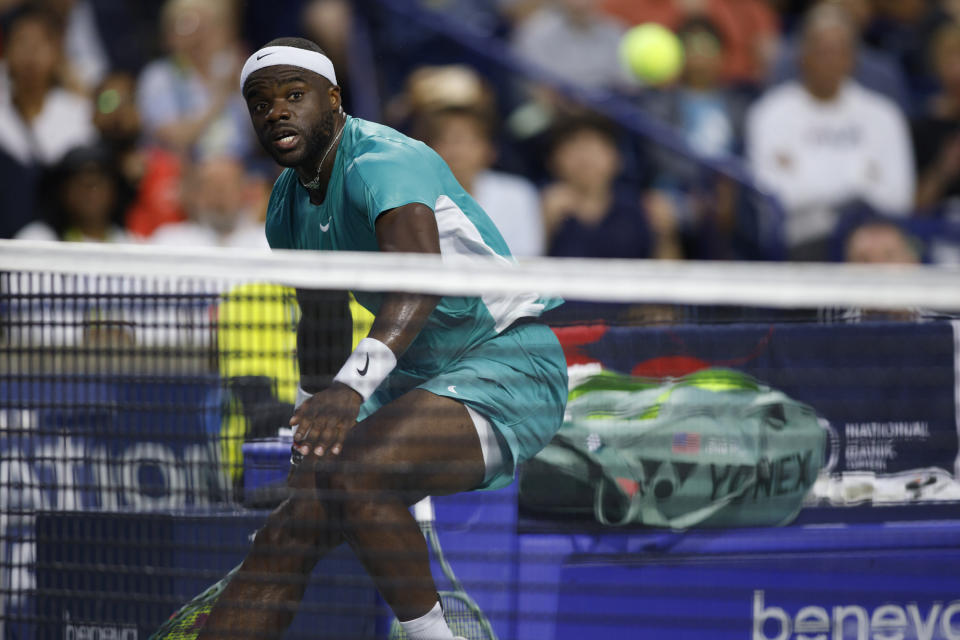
[295,386,313,409]
[333,337,397,401]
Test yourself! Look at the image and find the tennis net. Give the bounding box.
[2,239,960,640]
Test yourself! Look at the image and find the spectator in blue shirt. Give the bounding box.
[136,0,251,160]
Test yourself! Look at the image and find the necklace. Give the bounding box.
[300,116,346,190]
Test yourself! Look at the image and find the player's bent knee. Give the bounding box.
[326,469,364,505]
[327,470,398,531]
[254,497,333,551]
[253,502,301,549]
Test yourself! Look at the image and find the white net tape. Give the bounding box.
[3,239,960,311]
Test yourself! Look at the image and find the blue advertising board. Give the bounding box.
[32,509,381,639]
[0,376,227,639]
[516,523,960,640]
[555,550,960,640]
[0,376,226,512]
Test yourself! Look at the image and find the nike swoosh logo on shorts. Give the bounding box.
[319,220,331,232]
[447,385,457,394]
[357,354,369,376]
[257,52,275,60]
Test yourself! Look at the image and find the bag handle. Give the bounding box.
[550,431,758,529]
[594,471,756,529]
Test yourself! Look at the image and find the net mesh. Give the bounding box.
[2,240,960,639]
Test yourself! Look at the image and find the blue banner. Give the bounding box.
[0,376,228,638]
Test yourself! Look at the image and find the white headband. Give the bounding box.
[240,46,338,91]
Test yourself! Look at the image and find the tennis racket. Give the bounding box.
[150,435,303,639]
[149,565,239,639]
[388,497,498,640]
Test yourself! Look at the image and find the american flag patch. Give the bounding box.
[672,432,701,454]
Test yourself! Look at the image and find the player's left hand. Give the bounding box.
[290,382,363,460]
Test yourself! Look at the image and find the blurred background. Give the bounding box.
[5,0,960,266]
[5,3,960,639]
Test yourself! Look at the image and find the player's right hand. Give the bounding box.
[290,382,363,460]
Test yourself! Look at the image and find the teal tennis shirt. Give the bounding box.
[265,116,562,377]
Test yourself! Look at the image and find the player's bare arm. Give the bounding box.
[290,202,442,460]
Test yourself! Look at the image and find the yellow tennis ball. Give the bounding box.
[620,23,685,85]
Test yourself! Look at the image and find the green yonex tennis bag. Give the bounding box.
[519,368,826,529]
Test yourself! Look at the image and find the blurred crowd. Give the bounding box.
[1,0,958,266]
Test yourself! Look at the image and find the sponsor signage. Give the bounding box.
[0,378,228,634]
[551,530,960,640]
[754,591,960,640]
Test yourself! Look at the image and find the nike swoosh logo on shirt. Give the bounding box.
[357,354,369,376]
[319,220,331,232]
[256,52,275,60]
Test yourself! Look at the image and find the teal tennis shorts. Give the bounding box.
[359,320,569,490]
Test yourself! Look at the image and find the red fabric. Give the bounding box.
[124,148,186,238]
[551,324,609,366]
[600,0,778,83]
[631,355,711,378]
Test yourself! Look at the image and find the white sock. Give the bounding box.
[399,600,454,640]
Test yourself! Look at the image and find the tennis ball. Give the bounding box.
[619,23,684,85]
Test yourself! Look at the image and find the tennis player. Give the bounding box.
[198,38,568,639]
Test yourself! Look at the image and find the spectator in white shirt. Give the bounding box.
[418,106,546,257]
[746,4,915,261]
[150,156,267,249]
[0,6,95,166]
[0,6,96,237]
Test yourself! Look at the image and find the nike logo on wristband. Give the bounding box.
[357,354,369,376]
[256,52,275,60]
